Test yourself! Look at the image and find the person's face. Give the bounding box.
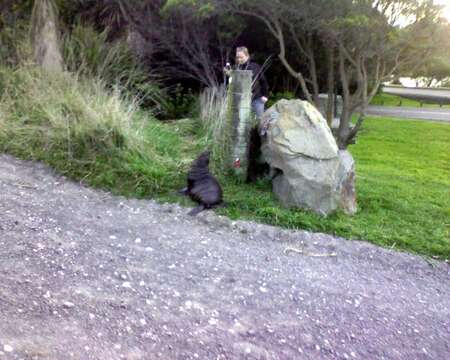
[236,51,249,64]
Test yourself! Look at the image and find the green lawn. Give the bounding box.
[1,67,448,259]
[371,93,450,108]
[162,117,450,260]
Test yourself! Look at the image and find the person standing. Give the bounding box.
[226,46,269,118]
[225,46,270,181]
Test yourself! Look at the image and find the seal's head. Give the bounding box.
[193,151,210,169]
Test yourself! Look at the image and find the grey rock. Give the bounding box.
[261,99,356,215]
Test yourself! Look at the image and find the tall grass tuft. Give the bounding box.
[0,65,184,196]
[63,24,164,110]
[198,85,232,174]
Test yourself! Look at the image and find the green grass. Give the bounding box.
[371,93,450,108]
[1,65,448,260]
[162,117,450,260]
[0,65,196,197]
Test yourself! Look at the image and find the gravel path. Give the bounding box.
[0,154,449,360]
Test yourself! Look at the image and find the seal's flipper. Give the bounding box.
[188,205,205,216]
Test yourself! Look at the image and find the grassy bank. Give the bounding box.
[0,66,195,196]
[0,66,448,259]
[162,117,450,260]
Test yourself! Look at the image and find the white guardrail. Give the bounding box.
[382,85,450,105]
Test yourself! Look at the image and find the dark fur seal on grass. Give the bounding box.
[178,151,223,216]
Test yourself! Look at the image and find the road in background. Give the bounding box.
[367,105,450,122]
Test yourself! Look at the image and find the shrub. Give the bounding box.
[266,91,297,108]
[161,83,199,120]
[0,65,183,195]
[0,19,31,66]
[63,24,164,111]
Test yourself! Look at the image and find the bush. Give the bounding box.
[0,65,184,196]
[63,24,164,111]
[266,91,297,108]
[0,19,30,66]
[161,83,199,119]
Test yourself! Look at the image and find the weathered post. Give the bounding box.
[30,0,64,72]
[227,70,253,181]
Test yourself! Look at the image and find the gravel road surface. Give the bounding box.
[0,154,449,360]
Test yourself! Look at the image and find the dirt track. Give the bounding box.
[0,154,449,360]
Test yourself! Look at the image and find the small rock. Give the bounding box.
[63,301,75,308]
[208,318,218,325]
[3,345,13,352]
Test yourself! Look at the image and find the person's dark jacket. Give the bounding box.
[235,60,269,100]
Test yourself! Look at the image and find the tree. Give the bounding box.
[116,0,244,88]
[406,22,450,87]
[30,0,64,72]
[171,0,446,148]
[329,0,446,147]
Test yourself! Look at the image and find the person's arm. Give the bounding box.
[259,70,269,102]
[251,62,269,101]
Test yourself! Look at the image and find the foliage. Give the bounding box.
[118,0,246,89]
[440,78,450,87]
[397,17,450,86]
[0,65,186,196]
[163,0,215,17]
[0,20,30,65]
[266,91,297,108]
[159,116,450,260]
[197,85,231,173]
[1,65,448,258]
[168,0,448,149]
[63,24,164,110]
[161,84,199,119]
[0,1,33,65]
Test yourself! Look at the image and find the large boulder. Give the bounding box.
[260,99,357,215]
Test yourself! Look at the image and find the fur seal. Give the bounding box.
[179,151,223,216]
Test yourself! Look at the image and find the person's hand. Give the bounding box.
[261,96,268,103]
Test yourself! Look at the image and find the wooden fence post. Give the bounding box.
[227,70,253,181]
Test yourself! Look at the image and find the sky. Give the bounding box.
[434,0,450,21]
